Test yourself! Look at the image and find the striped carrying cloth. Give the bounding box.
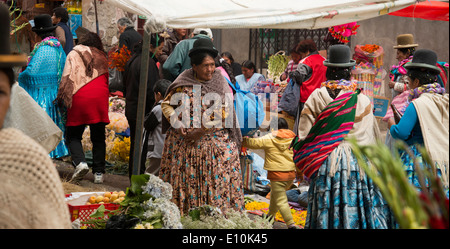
[291,89,360,178]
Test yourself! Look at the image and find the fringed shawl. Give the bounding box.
[162,68,242,148]
[413,92,449,188]
[294,87,380,179]
[56,45,108,108]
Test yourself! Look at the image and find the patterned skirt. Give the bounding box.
[305,149,394,229]
[399,144,449,198]
[160,128,245,216]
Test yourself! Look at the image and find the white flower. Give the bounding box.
[142,198,183,229]
[142,174,173,200]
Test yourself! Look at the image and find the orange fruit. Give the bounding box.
[110,194,118,201]
[104,192,112,198]
[88,196,96,204]
[95,196,104,203]
[103,197,110,203]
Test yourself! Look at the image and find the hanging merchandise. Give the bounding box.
[66,1,74,14]
[328,22,360,44]
[76,0,83,14]
[352,44,385,104]
[68,0,82,39]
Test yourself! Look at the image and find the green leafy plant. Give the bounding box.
[81,204,120,229]
[9,0,29,35]
[349,138,449,229]
[267,52,290,82]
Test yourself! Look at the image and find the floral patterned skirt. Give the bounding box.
[160,128,245,216]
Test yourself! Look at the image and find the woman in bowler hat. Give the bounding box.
[292,44,393,229]
[390,49,449,198]
[18,14,69,159]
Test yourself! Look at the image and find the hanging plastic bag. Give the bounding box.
[226,78,265,136]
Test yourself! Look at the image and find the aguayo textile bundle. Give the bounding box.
[292,90,359,178]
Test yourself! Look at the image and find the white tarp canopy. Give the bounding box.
[106,0,418,32]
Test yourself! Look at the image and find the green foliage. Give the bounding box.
[267,52,290,82]
[81,204,120,229]
[120,174,152,218]
[9,0,29,35]
[348,138,448,229]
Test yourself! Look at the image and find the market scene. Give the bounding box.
[0,0,449,233]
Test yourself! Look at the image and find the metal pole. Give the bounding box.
[132,29,151,176]
[93,0,100,34]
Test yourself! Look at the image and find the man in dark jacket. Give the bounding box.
[52,7,73,55]
[162,28,213,81]
[122,34,164,178]
[117,17,142,52]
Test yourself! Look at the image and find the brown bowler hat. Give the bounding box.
[393,34,419,49]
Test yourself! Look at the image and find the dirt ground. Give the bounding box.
[55,159,130,195]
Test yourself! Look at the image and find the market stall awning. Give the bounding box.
[106,0,418,32]
[388,1,449,21]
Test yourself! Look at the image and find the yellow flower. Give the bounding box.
[134,224,145,229]
[245,201,307,227]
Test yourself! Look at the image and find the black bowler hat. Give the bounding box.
[0,3,27,67]
[188,38,218,58]
[323,44,356,68]
[31,14,57,34]
[404,49,441,74]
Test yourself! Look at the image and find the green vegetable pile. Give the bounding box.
[267,52,290,82]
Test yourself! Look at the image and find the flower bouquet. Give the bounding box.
[108,45,132,72]
[328,22,360,44]
[106,112,129,134]
[101,174,183,229]
[109,97,126,115]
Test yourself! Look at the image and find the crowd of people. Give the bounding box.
[1,2,448,229]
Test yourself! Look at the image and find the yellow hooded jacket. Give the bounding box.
[242,129,296,173]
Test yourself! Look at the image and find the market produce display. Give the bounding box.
[266,51,290,84]
[86,191,126,205]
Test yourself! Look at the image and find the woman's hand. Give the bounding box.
[388,80,396,89]
[180,127,207,145]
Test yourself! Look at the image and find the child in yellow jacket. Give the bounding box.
[242,118,299,229]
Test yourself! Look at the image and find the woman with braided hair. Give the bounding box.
[292,45,393,229]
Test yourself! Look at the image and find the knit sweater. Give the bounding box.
[0,128,71,228]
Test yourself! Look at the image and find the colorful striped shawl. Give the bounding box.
[291,90,360,178]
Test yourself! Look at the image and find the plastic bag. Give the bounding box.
[278,78,300,117]
[226,78,265,136]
